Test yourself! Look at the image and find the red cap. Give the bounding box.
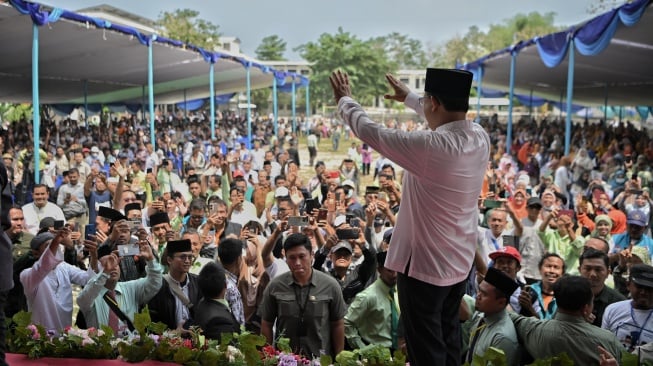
[328,171,340,179]
[232,169,244,178]
[489,246,522,263]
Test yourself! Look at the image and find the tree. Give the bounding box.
[588,0,628,14]
[156,9,221,50]
[371,32,427,69]
[295,27,397,109]
[428,12,560,67]
[255,35,287,61]
[483,12,559,51]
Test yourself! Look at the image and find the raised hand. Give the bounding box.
[329,70,353,104]
[383,74,410,103]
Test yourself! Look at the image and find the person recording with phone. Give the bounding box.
[313,215,377,305]
[96,207,147,281]
[20,228,96,333]
[197,197,242,259]
[77,235,162,335]
[228,185,258,226]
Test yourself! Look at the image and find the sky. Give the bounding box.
[43,0,605,59]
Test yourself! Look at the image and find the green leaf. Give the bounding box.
[172,347,193,364]
[133,306,152,336]
[320,354,333,366]
[199,348,220,366]
[148,321,168,335]
[12,311,32,328]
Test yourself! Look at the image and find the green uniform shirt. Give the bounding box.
[11,232,34,261]
[344,278,398,349]
[261,269,346,357]
[510,311,623,364]
[467,309,520,366]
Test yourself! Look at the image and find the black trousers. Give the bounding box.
[397,273,466,366]
[0,290,8,366]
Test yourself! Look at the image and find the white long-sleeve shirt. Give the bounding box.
[20,247,94,332]
[338,93,490,286]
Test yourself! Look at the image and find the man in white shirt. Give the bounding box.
[22,184,65,235]
[250,140,266,171]
[20,230,95,333]
[603,264,653,352]
[330,69,489,366]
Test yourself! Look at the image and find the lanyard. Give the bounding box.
[490,236,500,251]
[293,271,313,319]
[629,302,653,345]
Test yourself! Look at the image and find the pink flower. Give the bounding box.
[26,324,40,340]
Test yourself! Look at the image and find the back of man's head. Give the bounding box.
[198,261,227,299]
[553,275,593,312]
[218,238,243,265]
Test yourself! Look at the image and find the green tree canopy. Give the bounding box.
[429,11,561,67]
[156,9,220,50]
[255,35,287,61]
[371,32,427,69]
[295,27,396,108]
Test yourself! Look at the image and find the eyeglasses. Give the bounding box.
[174,254,194,262]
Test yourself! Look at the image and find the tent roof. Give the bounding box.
[460,0,653,107]
[0,2,296,104]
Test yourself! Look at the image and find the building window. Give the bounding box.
[400,78,409,85]
[415,79,420,89]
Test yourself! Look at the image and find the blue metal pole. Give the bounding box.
[246,63,252,149]
[306,80,310,121]
[32,24,41,184]
[564,38,575,156]
[273,75,278,137]
[507,51,516,155]
[291,75,296,133]
[209,62,216,140]
[148,36,156,149]
[83,79,88,129]
[141,85,145,121]
[183,89,187,121]
[476,65,483,123]
[604,84,608,125]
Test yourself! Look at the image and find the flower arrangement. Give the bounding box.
[6,308,411,366]
[8,310,117,360]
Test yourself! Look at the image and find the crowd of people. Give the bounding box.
[0,71,651,366]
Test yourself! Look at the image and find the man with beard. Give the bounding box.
[77,237,162,334]
[22,184,65,235]
[148,239,202,331]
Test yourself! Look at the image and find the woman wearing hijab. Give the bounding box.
[588,215,615,253]
[507,189,529,220]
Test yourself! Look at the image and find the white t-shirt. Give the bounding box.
[265,257,289,279]
[603,300,653,351]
